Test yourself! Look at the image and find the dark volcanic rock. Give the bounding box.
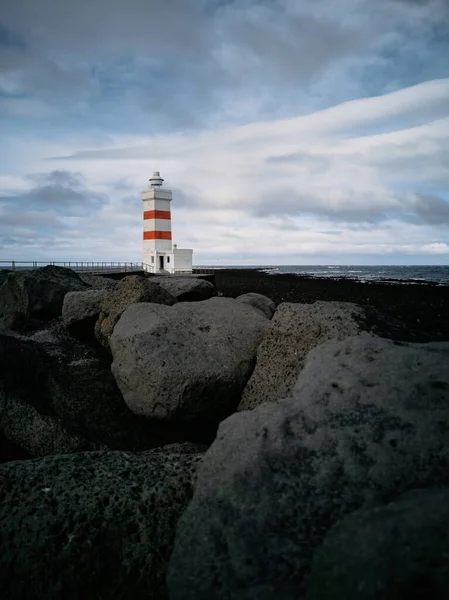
[0,431,31,463]
[307,487,449,600]
[213,269,449,342]
[1,319,209,460]
[78,272,118,289]
[0,333,113,458]
[0,265,88,320]
[0,448,203,600]
[0,269,10,285]
[0,310,37,332]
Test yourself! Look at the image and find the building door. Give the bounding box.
[159,255,164,270]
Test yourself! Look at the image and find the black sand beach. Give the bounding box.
[214,269,449,342]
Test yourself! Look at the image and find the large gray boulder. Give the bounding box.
[63,288,109,340]
[0,322,186,460]
[307,487,449,600]
[0,448,203,600]
[238,301,365,411]
[153,276,217,302]
[167,333,449,599]
[110,297,269,425]
[95,275,175,348]
[0,265,88,319]
[236,292,276,319]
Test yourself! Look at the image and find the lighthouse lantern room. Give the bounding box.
[142,171,193,274]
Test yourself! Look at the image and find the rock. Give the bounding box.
[0,393,107,459]
[0,269,10,285]
[0,431,31,463]
[0,310,36,332]
[95,275,175,348]
[167,333,449,599]
[238,301,365,411]
[230,583,298,600]
[153,276,217,302]
[236,292,276,319]
[77,273,118,289]
[307,487,449,600]
[0,448,203,600]
[63,289,109,341]
[0,265,88,320]
[0,323,193,460]
[110,297,269,425]
[151,442,209,455]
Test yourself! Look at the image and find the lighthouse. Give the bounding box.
[142,171,193,274]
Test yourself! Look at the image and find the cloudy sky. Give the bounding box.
[1,0,448,266]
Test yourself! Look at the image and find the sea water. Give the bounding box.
[258,265,449,284]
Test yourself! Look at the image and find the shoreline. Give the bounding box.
[213,268,449,342]
[256,270,446,287]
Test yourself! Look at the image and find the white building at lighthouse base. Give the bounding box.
[142,172,193,274]
[143,244,193,275]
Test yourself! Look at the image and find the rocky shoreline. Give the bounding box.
[1,265,448,599]
[213,268,449,341]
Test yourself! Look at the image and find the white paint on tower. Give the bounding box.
[142,171,193,274]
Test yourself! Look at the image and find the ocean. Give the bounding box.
[258,265,449,285]
[205,265,449,285]
[2,262,448,285]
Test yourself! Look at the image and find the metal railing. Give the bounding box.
[0,261,215,275]
[0,261,143,273]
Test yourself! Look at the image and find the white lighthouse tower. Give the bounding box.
[142,171,193,274]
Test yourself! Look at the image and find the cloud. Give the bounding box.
[46,79,449,228]
[0,170,110,259]
[407,194,449,225]
[1,2,449,264]
[1,0,448,130]
[15,170,108,215]
[422,242,449,255]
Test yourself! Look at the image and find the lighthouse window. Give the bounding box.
[151,256,154,263]
[167,256,170,263]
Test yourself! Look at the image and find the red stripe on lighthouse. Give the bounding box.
[143,210,171,220]
[143,231,172,240]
